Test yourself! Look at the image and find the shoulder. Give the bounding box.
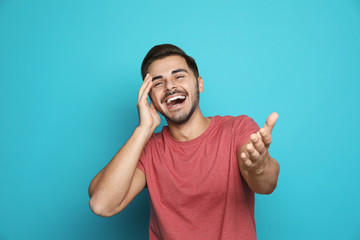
[144,127,168,149]
[211,115,257,128]
[140,129,165,163]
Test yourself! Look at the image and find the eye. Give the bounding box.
[154,81,162,87]
[176,75,184,79]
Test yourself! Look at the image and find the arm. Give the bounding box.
[88,74,160,217]
[237,112,280,194]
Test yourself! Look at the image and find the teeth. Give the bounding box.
[166,95,185,104]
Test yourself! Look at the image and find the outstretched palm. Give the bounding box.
[240,112,278,173]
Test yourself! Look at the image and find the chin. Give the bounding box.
[165,106,198,125]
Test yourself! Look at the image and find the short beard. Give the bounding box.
[161,80,200,125]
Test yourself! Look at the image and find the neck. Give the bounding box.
[167,107,211,142]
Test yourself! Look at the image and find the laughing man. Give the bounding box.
[89,44,280,240]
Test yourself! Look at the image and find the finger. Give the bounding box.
[138,73,152,98]
[250,133,266,153]
[247,143,260,161]
[138,83,152,106]
[241,152,252,167]
[138,74,152,100]
[138,76,153,103]
[259,128,272,145]
[263,112,278,134]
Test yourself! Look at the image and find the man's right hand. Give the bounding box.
[89,75,156,217]
[137,73,161,131]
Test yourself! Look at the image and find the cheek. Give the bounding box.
[188,82,198,95]
[150,91,162,106]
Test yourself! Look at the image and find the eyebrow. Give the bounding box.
[172,68,188,75]
[152,68,188,81]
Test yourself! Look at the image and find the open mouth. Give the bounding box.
[165,95,186,108]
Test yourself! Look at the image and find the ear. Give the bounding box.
[198,76,204,93]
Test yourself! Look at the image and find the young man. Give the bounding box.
[89,44,280,240]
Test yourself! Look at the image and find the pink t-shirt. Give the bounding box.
[137,115,259,240]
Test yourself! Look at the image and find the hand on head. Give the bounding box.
[137,74,161,131]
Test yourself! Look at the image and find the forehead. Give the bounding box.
[147,55,189,75]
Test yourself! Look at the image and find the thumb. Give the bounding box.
[263,112,278,134]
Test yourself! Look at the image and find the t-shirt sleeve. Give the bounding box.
[235,115,260,152]
[137,153,146,173]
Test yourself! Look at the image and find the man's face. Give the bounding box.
[147,55,203,125]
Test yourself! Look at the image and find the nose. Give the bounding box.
[164,79,176,92]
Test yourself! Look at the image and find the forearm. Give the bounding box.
[241,154,280,194]
[89,126,152,212]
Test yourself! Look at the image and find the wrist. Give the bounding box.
[135,125,155,140]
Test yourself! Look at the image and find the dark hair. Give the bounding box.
[141,44,199,80]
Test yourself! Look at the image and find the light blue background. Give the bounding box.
[1,0,359,239]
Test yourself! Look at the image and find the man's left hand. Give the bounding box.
[240,112,278,174]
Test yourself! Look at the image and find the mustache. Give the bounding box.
[161,89,188,104]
